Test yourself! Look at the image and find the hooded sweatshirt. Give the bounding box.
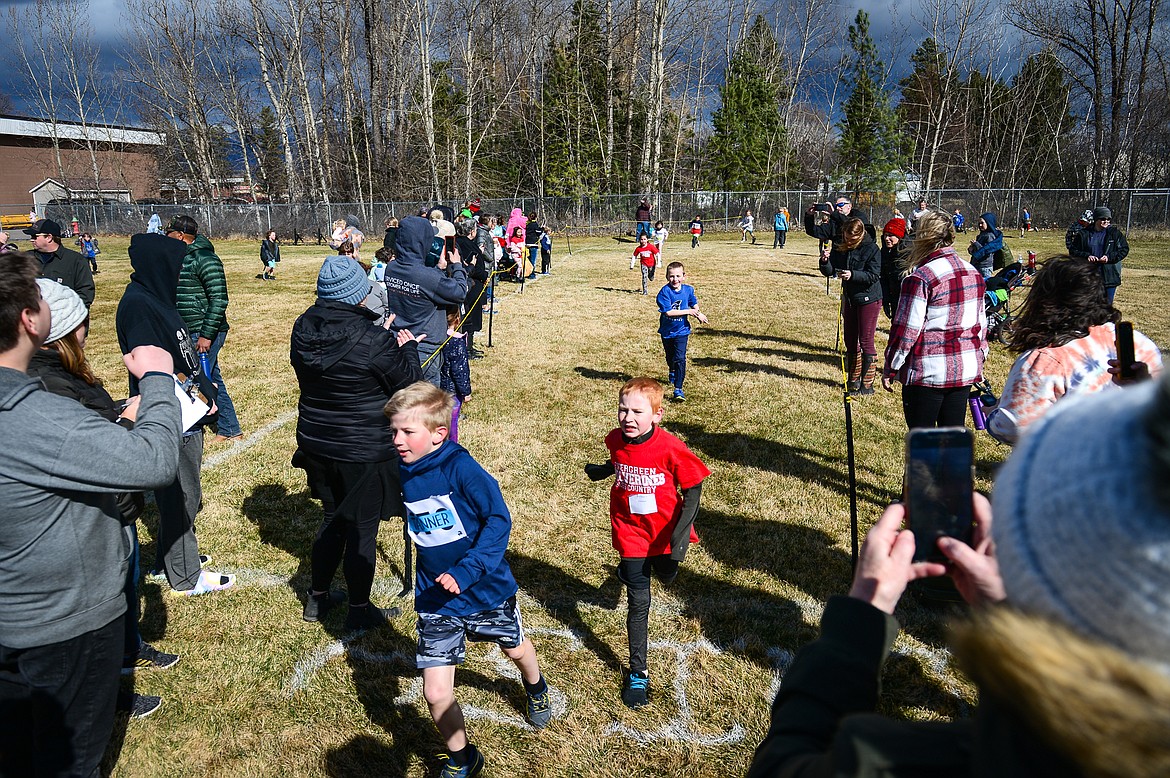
[970,212,1004,274]
[0,369,180,649]
[506,208,526,242]
[401,440,518,616]
[291,300,421,461]
[383,216,469,345]
[116,233,217,408]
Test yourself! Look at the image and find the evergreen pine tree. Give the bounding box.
[837,10,904,191]
[707,16,791,190]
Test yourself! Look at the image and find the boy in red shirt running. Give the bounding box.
[585,377,710,707]
[632,234,660,295]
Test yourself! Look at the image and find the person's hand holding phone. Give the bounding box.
[849,502,947,614]
[936,492,1005,606]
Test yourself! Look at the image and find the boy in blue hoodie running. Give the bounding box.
[385,382,552,778]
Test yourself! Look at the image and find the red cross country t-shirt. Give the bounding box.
[605,426,711,557]
[633,243,659,268]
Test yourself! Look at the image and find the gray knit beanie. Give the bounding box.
[316,256,370,306]
[36,278,88,344]
[994,375,1170,668]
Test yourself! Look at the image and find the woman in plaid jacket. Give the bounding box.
[881,211,988,429]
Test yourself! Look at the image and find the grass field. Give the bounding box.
[77,225,1168,777]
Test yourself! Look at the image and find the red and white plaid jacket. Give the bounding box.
[883,247,987,388]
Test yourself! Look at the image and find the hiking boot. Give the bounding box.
[344,604,401,632]
[122,642,180,674]
[622,670,649,708]
[526,687,553,729]
[439,745,484,778]
[303,590,346,623]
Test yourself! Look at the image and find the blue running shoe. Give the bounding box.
[622,670,649,708]
[526,688,553,729]
[673,389,685,402]
[439,746,484,777]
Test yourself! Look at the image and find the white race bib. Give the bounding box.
[628,492,658,515]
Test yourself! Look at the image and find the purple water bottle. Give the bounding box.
[199,351,212,378]
[969,387,987,430]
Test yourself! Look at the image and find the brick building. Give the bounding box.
[0,114,164,212]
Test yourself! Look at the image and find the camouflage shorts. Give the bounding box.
[416,596,525,669]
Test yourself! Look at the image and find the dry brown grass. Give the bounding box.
[78,226,1169,776]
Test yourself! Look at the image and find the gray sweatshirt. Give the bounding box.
[0,369,180,649]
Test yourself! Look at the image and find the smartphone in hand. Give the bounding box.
[1116,321,1136,381]
[904,427,974,563]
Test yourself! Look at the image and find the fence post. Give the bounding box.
[1127,191,1134,234]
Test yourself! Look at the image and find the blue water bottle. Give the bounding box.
[199,351,212,378]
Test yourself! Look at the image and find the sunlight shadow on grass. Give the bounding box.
[507,552,625,673]
[594,286,646,295]
[573,366,634,383]
[700,329,837,354]
[665,422,894,510]
[691,356,839,388]
[736,346,841,366]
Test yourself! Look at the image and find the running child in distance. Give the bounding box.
[657,261,708,402]
[632,234,660,295]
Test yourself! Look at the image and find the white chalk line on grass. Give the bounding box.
[202,409,298,470]
[237,563,961,744]
[282,624,575,730]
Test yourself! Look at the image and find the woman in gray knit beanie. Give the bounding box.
[750,373,1170,777]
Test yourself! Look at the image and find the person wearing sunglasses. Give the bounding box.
[21,219,94,307]
[1068,206,1129,305]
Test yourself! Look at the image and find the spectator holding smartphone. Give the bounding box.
[750,372,1170,777]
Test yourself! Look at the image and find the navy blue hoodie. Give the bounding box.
[384,216,469,345]
[401,439,518,616]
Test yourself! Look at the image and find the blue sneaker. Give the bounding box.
[526,687,553,729]
[439,745,484,777]
[673,389,685,402]
[622,670,649,708]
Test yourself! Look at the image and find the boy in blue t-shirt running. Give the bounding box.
[656,261,709,402]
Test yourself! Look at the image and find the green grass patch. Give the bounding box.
[81,228,1168,776]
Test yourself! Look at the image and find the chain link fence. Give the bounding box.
[4,188,1168,240]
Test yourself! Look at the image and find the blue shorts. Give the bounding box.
[416,595,525,669]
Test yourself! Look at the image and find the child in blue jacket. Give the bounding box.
[385,382,552,778]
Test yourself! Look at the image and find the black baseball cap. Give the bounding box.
[23,218,63,239]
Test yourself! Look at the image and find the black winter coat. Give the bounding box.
[291,299,421,462]
[456,234,490,333]
[819,236,882,307]
[1068,224,1129,288]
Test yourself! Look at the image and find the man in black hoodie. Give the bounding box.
[115,233,235,596]
[384,216,468,386]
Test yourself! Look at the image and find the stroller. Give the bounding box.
[984,261,1032,344]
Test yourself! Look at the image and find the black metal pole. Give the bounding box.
[845,395,859,570]
[487,271,497,347]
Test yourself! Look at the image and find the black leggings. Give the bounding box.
[901,384,970,429]
[300,453,400,605]
[617,556,679,673]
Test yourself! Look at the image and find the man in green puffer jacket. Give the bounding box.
[164,215,243,441]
